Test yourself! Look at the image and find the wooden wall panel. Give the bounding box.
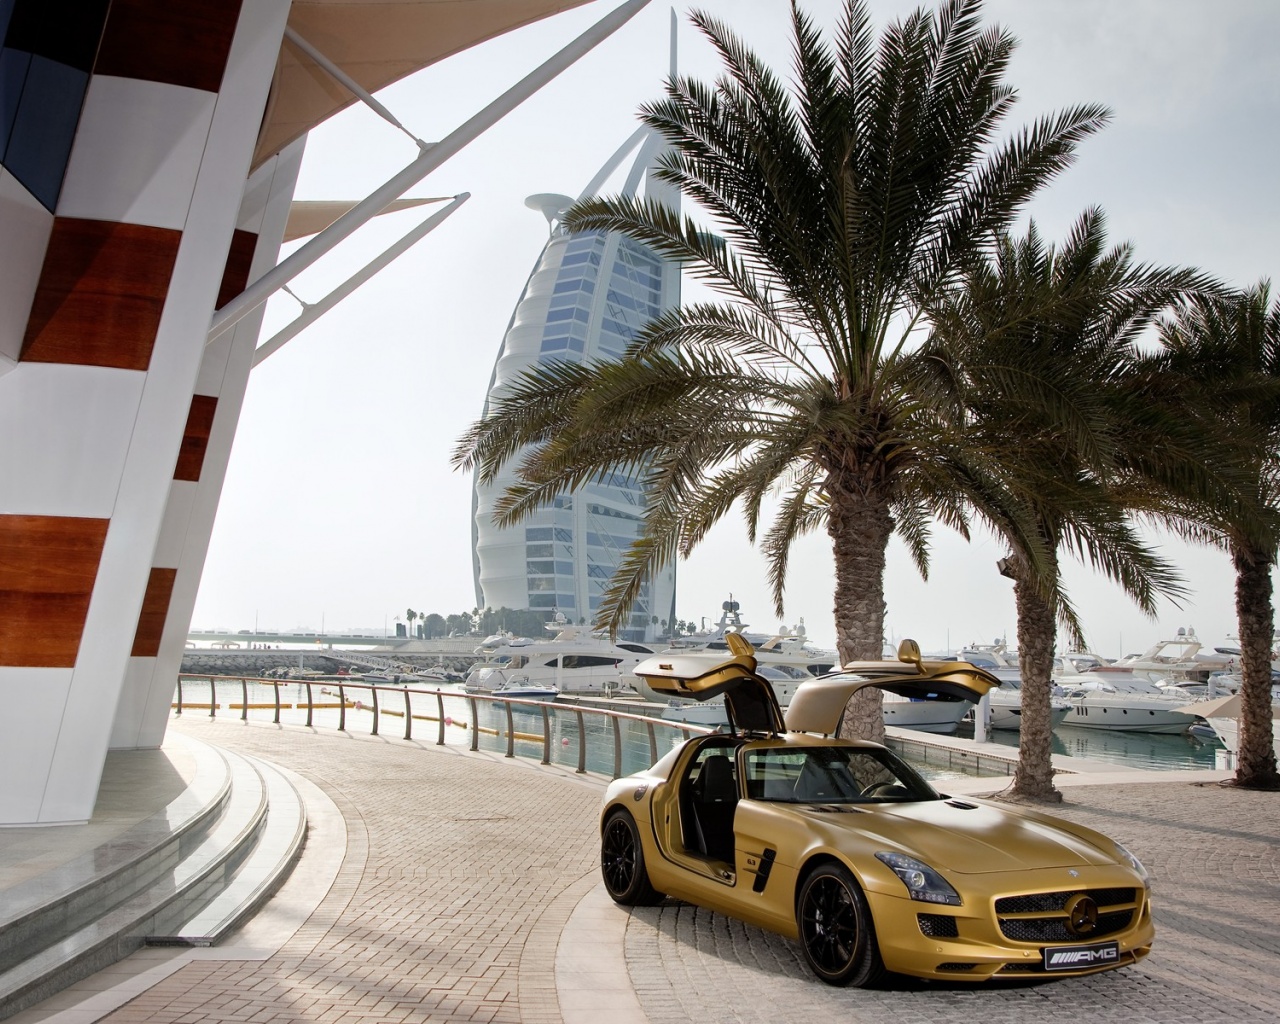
[94,0,244,94]
[216,228,258,310]
[174,394,219,482]
[19,218,182,371]
[0,515,110,667]
[130,566,177,658]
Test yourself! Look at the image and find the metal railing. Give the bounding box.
[174,674,712,778]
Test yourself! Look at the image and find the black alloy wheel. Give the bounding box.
[797,863,885,986]
[601,809,663,906]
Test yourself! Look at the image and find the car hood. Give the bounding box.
[802,799,1117,873]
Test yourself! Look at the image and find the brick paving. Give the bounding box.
[68,717,1280,1024]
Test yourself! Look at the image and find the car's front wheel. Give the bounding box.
[796,863,885,986]
[601,809,663,906]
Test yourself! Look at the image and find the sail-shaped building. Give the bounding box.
[472,130,679,641]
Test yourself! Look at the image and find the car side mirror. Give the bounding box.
[896,639,923,672]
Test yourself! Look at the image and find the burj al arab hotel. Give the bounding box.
[472,128,679,642]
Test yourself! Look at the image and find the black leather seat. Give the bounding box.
[792,756,861,802]
[692,754,738,862]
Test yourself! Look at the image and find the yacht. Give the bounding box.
[1111,627,1234,686]
[958,645,1070,732]
[1055,665,1196,734]
[463,621,656,696]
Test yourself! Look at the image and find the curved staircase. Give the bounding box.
[0,735,305,1020]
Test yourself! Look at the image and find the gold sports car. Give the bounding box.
[600,635,1154,986]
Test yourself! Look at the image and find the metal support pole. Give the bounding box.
[436,692,446,746]
[283,26,422,145]
[611,715,622,778]
[371,686,380,736]
[240,677,249,721]
[468,696,479,751]
[504,701,515,758]
[208,0,651,346]
[338,683,346,732]
[210,678,217,718]
[404,688,413,741]
[273,681,281,724]
[541,705,551,765]
[175,677,183,716]
[646,720,657,765]
[252,195,469,365]
[305,681,313,727]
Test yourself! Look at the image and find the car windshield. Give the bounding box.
[743,746,939,804]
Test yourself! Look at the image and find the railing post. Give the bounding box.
[504,700,515,758]
[305,681,313,727]
[611,714,622,778]
[540,704,551,765]
[404,688,413,741]
[468,696,479,751]
[436,692,446,746]
[338,683,346,732]
[240,677,249,721]
[371,685,380,736]
[646,720,657,765]
[574,709,587,774]
[175,677,183,716]
[273,680,282,724]
[209,678,217,718]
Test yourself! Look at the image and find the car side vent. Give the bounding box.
[945,800,978,809]
[809,804,865,813]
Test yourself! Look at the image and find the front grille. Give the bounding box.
[1000,909,1133,943]
[918,913,959,938]
[995,888,1135,915]
[995,887,1138,944]
[936,962,977,972]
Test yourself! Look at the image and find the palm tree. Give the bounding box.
[1150,284,1280,789]
[924,210,1209,799]
[455,0,1108,739]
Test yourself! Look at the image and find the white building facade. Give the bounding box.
[472,136,679,641]
[0,0,645,827]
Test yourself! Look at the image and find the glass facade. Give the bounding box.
[0,0,109,211]
[472,134,679,641]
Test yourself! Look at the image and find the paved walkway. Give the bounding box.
[14,716,1280,1024]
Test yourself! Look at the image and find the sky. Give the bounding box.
[191,0,1280,657]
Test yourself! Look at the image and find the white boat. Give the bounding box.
[489,679,560,701]
[1056,668,1196,734]
[958,646,1070,732]
[464,621,657,695]
[1111,627,1234,686]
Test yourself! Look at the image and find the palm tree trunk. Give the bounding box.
[1232,542,1280,788]
[1008,554,1061,802]
[828,493,892,742]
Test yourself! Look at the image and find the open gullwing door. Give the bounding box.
[633,633,785,734]
[784,640,1001,735]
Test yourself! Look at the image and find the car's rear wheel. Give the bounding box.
[797,863,885,986]
[601,809,663,906]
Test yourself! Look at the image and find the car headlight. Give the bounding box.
[875,852,962,905]
[1114,841,1150,884]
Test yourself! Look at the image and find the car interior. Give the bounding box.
[680,741,741,862]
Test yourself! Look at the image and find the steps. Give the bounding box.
[0,739,306,1020]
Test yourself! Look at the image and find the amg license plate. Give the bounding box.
[1043,940,1120,971]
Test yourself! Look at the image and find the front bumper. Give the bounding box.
[865,875,1155,982]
